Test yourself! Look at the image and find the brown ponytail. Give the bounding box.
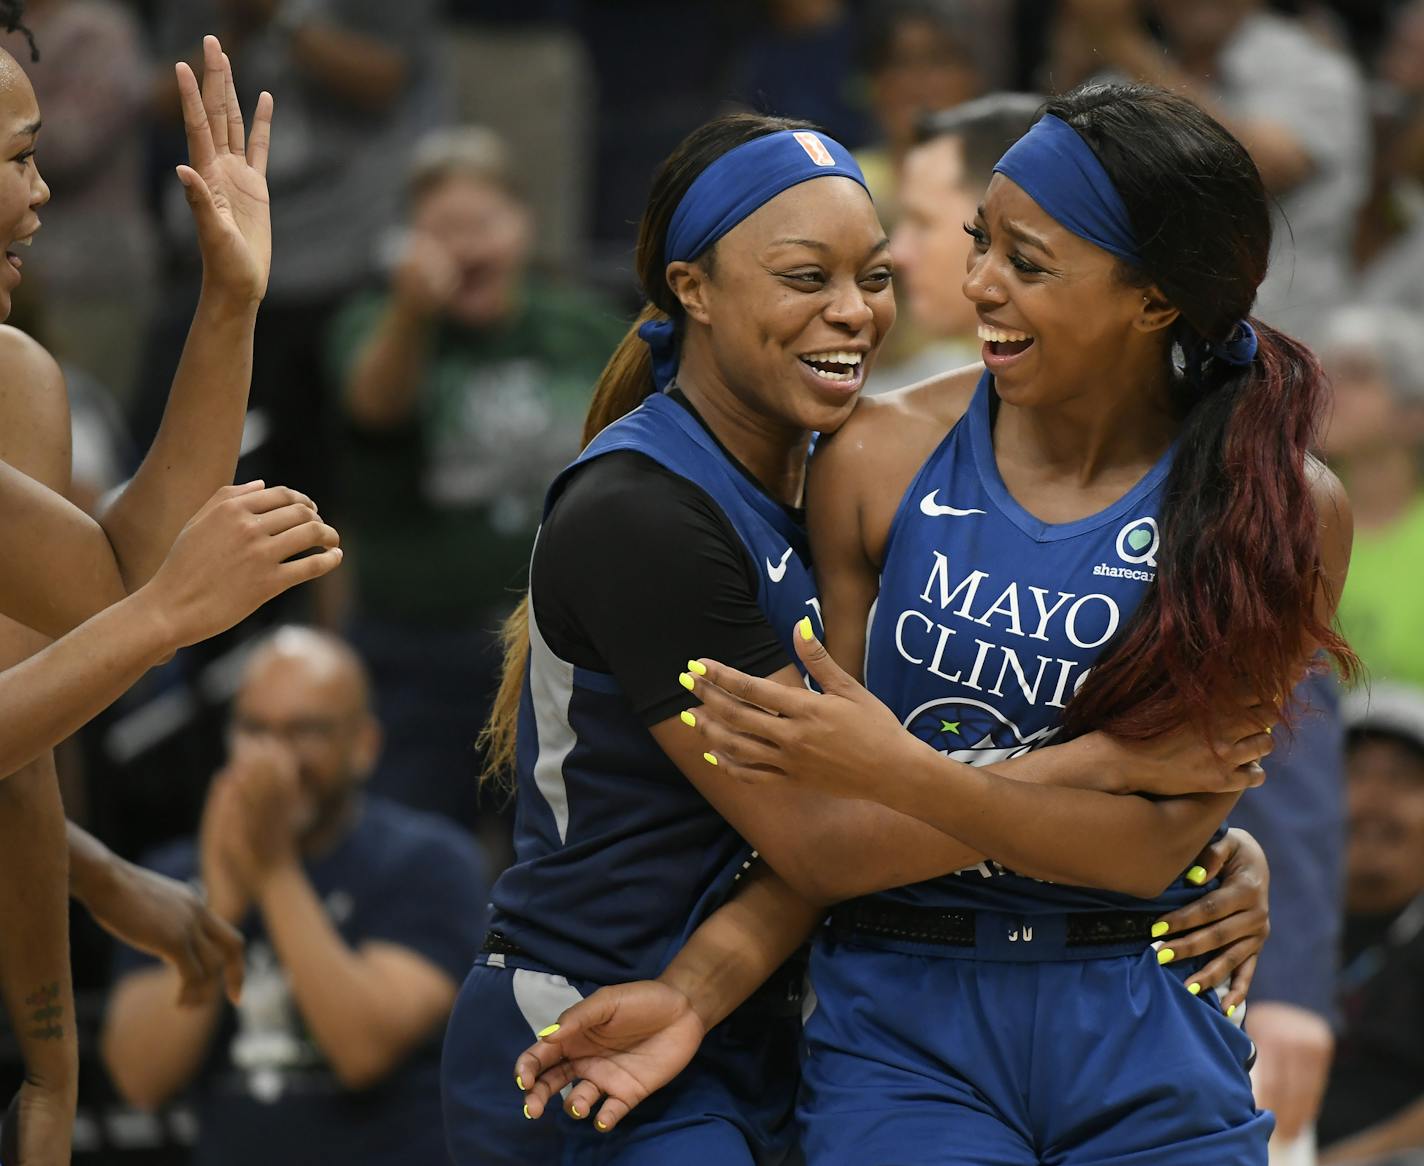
[480,113,817,785]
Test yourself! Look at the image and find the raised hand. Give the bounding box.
[1153,828,1270,1012]
[83,858,245,1008]
[138,481,341,651]
[175,35,273,304]
[515,980,707,1133]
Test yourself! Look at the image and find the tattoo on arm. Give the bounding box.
[25,981,64,1041]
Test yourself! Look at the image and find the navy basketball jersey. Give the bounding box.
[489,391,820,984]
[865,372,1210,915]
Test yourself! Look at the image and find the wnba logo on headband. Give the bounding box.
[793,132,836,167]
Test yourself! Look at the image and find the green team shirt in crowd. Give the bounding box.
[1337,496,1424,690]
[327,283,626,627]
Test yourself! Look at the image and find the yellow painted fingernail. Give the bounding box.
[1157,947,1175,965]
[516,1073,525,1091]
[1186,865,1208,886]
[687,659,707,676]
[524,1104,533,1120]
[571,1103,584,1119]
[1227,1004,1237,1017]
[680,710,697,728]
[679,672,695,692]
[1188,982,1201,996]
[703,752,718,766]
[797,616,814,641]
[1151,921,1170,938]
[596,1120,609,1132]
[1266,725,1273,735]
[537,1023,560,1038]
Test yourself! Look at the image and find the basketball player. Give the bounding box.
[0,18,337,1162]
[0,20,340,770]
[448,110,1276,1165]
[514,85,1350,1165]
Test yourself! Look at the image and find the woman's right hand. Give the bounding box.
[1086,705,1276,797]
[140,482,341,650]
[515,979,708,1133]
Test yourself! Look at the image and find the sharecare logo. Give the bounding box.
[793,132,835,167]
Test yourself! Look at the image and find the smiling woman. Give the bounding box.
[0,43,45,320]
[443,113,896,1166]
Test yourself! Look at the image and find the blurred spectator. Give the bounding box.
[1,0,157,405]
[1318,305,1424,689]
[329,126,623,836]
[874,91,1040,390]
[727,0,874,147]
[1232,671,1347,1164]
[1356,0,1424,310]
[1316,684,1424,1166]
[1050,0,1368,341]
[100,626,487,1166]
[147,0,447,508]
[853,1,986,390]
[853,0,984,220]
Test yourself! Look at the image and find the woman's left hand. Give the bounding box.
[684,618,921,801]
[1153,827,1270,1011]
[174,35,273,305]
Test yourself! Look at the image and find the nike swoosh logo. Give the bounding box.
[920,490,985,518]
[766,546,793,583]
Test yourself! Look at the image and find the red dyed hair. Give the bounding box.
[1045,85,1356,739]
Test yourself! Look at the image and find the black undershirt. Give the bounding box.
[530,392,800,726]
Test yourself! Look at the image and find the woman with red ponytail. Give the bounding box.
[514,83,1353,1164]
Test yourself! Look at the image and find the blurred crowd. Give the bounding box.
[5,0,1424,1162]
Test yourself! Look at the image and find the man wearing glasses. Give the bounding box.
[101,625,487,1166]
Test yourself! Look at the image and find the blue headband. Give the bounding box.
[993,114,1257,368]
[639,129,870,389]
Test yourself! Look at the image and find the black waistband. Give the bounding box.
[825,899,1159,948]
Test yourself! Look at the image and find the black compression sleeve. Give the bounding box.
[532,452,791,725]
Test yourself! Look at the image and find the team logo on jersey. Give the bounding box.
[1092,516,1159,581]
[766,546,793,583]
[793,131,836,166]
[919,490,985,518]
[1115,516,1159,566]
[902,696,1057,765]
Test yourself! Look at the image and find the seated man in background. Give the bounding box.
[1318,684,1424,1166]
[101,626,487,1166]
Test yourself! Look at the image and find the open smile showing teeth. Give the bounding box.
[977,323,1034,357]
[799,349,863,382]
[6,234,34,271]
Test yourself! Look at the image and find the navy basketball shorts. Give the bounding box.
[442,958,801,1166]
[798,920,1273,1166]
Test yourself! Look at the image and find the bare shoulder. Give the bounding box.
[1307,453,1353,612]
[818,361,982,467]
[0,326,71,485]
[811,362,983,566]
[1306,454,1348,520]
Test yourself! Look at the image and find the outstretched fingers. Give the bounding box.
[175,60,216,172]
[248,91,274,176]
[200,35,229,154]
[222,53,245,157]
